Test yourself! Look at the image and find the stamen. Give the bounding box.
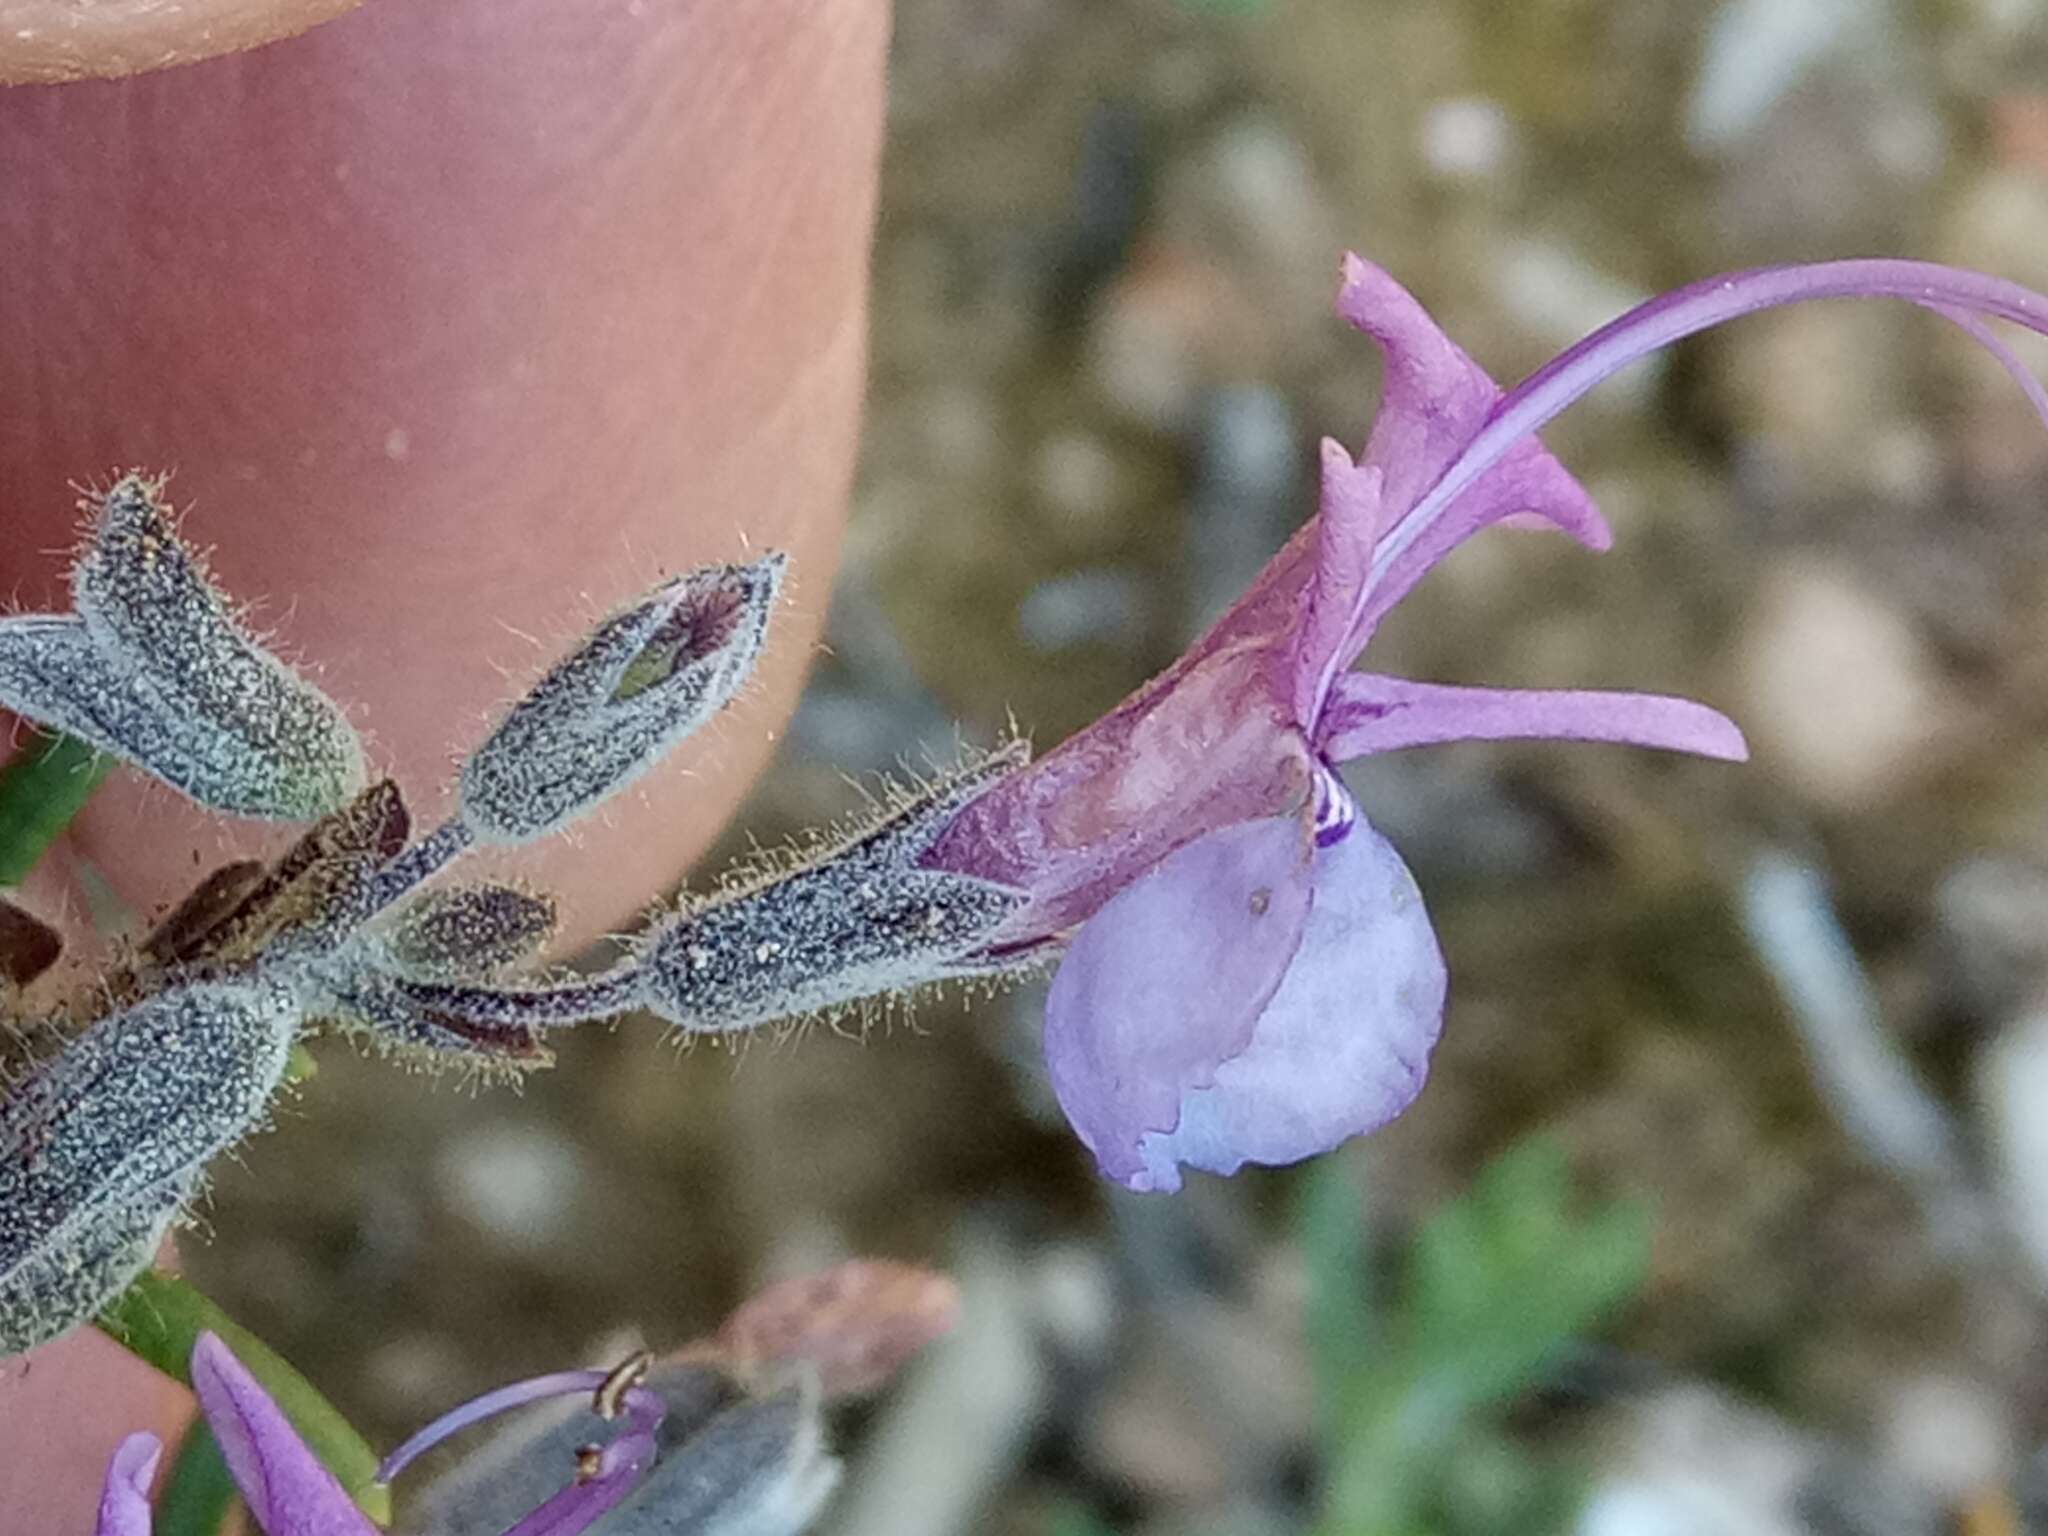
[594,1351,652,1420]
[377,1369,610,1483]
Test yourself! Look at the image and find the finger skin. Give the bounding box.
[0,0,365,84]
[0,0,888,1525]
[0,1328,195,1518]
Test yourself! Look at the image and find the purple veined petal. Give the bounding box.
[1045,816,1316,1189]
[1290,445,1385,725]
[1332,254,1613,660]
[95,1434,160,1536]
[190,1333,380,1536]
[925,642,1313,944]
[1370,258,2048,620]
[1316,672,1749,763]
[1131,814,1447,1193]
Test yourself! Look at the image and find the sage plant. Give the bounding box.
[15,252,2048,1374]
[0,475,788,1354]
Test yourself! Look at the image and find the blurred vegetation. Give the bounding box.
[1053,1139,1647,1535]
[1308,1140,1647,1536]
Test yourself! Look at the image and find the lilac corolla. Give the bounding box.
[95,1332,825,1536]
[94,1262,956,1535]
[921,254,2048,1193]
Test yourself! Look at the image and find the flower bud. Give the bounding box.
[459,555,784,844]
[383,882,557,979]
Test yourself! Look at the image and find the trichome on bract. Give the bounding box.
[0,475,788,1356]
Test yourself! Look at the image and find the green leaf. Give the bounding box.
[1312,1136,1651,1536]
[1299,1157,1374,1456]
[1434,1423,1586,1536]
[1403,1139,1648,1418]
[285,1039,319,1084]
[96,1271,391,1525]
[0,730,110,885]
[1045,1504,1121,1536]
[156,1422,237,1536]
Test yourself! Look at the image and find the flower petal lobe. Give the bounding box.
[1318,673,1749,762]
[95,1434,160,1536]
[1335,255,1610,653]
[1133,815,1445,1191]
[1045,816,1315,1188]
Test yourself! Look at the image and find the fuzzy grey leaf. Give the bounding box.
[59,476,366,819]
[459,554,784,844]
[641,751,1032,1033]
[383,883,557,979]
[0,1185,179,1358]
[0,980,296,1309]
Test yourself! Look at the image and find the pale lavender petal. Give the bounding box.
[1316,673,1748,763]
[1045,816,1315,1188]
[191,1333,379,1536]
[1334,254,1612,657]
[1132,816,1446,1193]
[95,1434,159,1536]
[1370,259,2048,619]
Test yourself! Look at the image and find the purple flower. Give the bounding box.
[95,1261,959,1534]
[923,254,2048,1193]
[95,1333,812,1536]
